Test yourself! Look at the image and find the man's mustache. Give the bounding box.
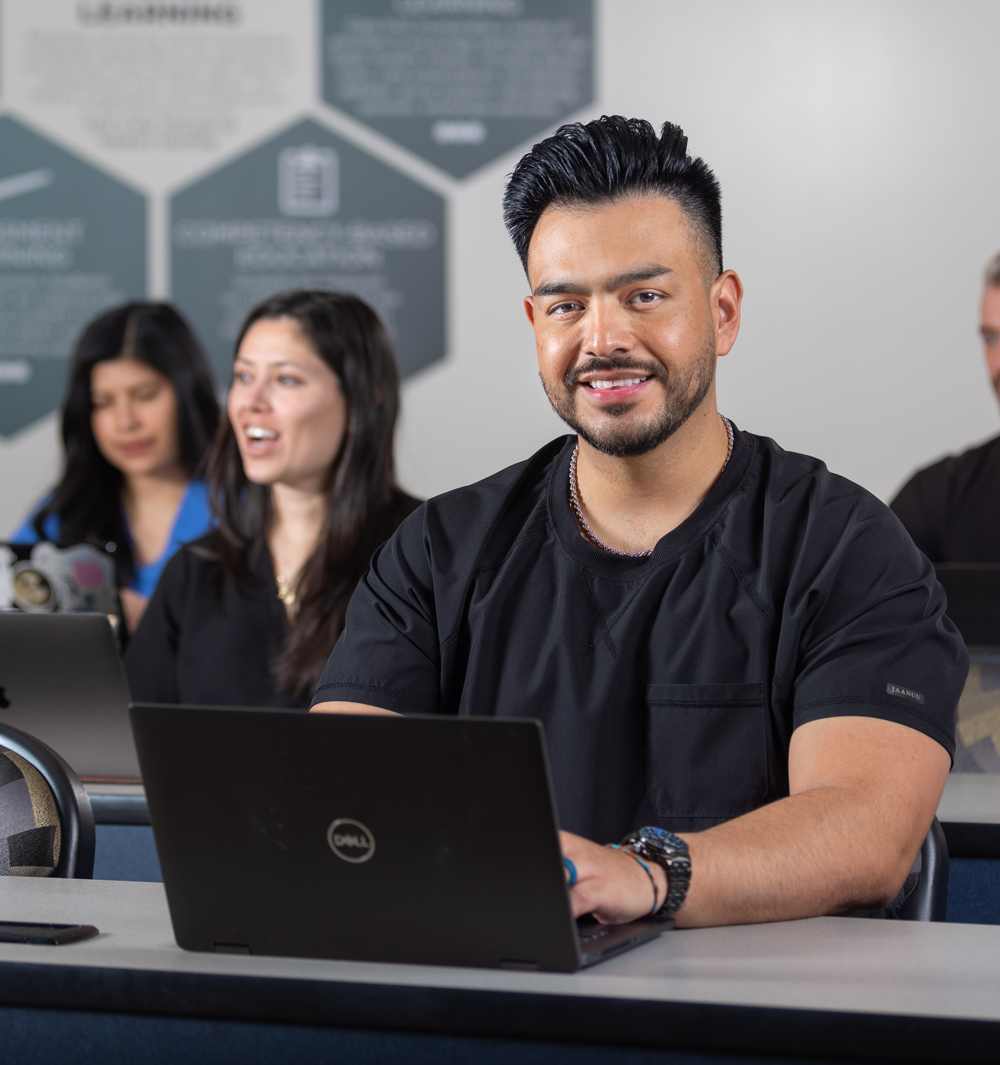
[564,357,667,390]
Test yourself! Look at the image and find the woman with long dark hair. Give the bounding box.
[13,302,220,633]
[124,290,419,707]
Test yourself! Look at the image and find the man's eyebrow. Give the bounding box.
[603,264,672,291]
[532,279,581,297]
[531,264,672,298]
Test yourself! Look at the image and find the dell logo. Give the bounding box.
[327,818,375,863]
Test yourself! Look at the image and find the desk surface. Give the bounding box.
[939,772,1000,823]
[0,877,998,1063]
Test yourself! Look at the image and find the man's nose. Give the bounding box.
[582,298,634,359]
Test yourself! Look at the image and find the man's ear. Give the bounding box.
[524,295,537,328]
[713,270,743,358]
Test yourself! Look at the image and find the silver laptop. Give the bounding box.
[0,613,136,781]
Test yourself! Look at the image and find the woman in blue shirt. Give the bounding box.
[14,302,220,633]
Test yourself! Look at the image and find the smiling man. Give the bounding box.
[311,117,967,927]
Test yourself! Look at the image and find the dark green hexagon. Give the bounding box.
[322,0,594,179]
[170,118,446,384]
[0,117,146,437]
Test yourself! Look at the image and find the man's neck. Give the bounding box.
[573,403,731,555]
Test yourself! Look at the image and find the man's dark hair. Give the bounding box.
[503,116,722,280]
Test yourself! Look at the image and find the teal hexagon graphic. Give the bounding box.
[322,0,594,179]
[0,117,146,436]
[170,118,446,384]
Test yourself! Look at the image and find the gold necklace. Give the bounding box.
[275,574,297,606]
[568,415,735,558]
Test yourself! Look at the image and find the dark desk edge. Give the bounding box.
[0,959,997,1064]
[941,821,1000,859]
[88,795,149,825]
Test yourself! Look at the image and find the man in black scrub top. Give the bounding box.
[312,117,968,929]
[891,251,1000,561]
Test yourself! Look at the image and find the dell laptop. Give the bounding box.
[130,705,670,972]
[0,612,136,781]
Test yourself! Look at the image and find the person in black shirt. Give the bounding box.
[126,291,419,708]
[312,118,967,928]
[890,251,1000,561]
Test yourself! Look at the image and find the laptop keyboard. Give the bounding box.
[577,924,614,946]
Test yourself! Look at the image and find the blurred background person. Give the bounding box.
[891,253,1000,562]
[124,290,420,709]
[13,302,220,634]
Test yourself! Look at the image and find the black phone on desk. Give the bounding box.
[0,921,98,945]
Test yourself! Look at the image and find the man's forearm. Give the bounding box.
[673,716,950,928]
[310,700,400,715]
[676,785,912,927]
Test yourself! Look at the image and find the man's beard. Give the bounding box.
[542,336,717,458]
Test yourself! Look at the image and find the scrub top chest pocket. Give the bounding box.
[645,682,768,821]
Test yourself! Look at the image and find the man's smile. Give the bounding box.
[575,371,656,405]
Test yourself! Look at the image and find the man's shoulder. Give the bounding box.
[410,436,571,530]
[902,431,1000,491]
[744,430,885,516]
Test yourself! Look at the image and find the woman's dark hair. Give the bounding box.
[503,116,723,280]
[35,301,221,586]
[206,289,410,701]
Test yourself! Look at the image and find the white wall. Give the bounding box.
[3,0,999,534]
[395,0,1000,506]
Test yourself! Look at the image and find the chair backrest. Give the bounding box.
[897,817,949,922]
[0,722,94,879]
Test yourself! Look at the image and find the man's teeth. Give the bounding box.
[246,426,277,440]
[587,378,647,390]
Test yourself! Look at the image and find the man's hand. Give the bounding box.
[560,830,667,924]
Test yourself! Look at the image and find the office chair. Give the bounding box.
[0,722,94,878]
[896,817,949,922]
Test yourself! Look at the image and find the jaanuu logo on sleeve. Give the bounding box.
[886,683,925,705]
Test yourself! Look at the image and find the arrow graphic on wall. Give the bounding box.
[0,169,54,203]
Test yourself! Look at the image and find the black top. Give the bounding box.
[314,429,967,841]
[890,433,1000,563]
[125,490,421,710]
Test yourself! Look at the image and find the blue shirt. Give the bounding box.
[12,480,213,599]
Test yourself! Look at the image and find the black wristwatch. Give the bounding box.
[620,826,691,918]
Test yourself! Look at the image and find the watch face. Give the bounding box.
[639,826,686,853]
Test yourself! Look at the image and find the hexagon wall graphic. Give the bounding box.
[321,0,594,179]
[170,119,446,384]
[0,117,146,436]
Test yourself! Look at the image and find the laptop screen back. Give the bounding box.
[936,564,1000,647]
[131,705,583,971]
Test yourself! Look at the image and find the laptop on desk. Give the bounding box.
[0,613,137,782]
[936,564,1000,648]
[130,705,670,972]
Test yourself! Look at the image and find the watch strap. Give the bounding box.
[620,827,691,918]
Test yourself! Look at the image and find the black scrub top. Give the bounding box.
[125,490,421,709]
[314,429,967,843]
[125,535,303,709]
[890,433,1000,562]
